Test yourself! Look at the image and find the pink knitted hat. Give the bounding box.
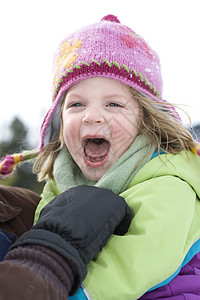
[40,14,179,150]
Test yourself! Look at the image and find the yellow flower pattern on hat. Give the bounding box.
[53,39,82,86]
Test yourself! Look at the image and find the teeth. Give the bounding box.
[85,154,106,162]
[85,138,106,145]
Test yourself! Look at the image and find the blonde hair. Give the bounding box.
[33,88,198,181]
[129,88,197,154]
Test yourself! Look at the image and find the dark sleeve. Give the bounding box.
[0,229,15,261]
[0,185,41,238]
[0,263,67,300]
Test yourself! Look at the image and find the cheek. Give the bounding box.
[111,115,139,144]
[109,123,130,158]
[109,112,140,160]
[124,107,141,139]
[62,115,80,148]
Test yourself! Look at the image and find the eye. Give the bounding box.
[107,102,123,108]
[69,102,84,108]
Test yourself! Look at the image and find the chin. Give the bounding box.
[82,169,105,181]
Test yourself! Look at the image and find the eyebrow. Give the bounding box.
[66,92,83,98]
[66,92,128,101]
[64,93,85,103]
[103,94,128,100]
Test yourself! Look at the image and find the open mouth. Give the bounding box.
[83,138,110,164]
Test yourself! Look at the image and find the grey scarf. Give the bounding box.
[53,135,156,194]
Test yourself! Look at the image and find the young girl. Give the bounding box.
[1,14,200,300]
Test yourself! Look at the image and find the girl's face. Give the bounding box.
[62,77,140,181]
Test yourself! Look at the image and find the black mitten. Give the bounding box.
[10,185,132,289]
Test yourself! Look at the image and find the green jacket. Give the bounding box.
[34,151,200,300]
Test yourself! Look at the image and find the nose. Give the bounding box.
[82,108,105,125]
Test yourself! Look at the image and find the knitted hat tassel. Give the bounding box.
[0,150,38,177]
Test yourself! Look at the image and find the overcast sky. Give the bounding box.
[1,0,200,146]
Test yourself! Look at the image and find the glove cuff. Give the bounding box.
[10,229,87,292]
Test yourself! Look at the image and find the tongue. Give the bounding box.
[85,139,109,158]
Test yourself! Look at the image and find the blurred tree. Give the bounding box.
[189,124,200,141]
[193,124,200,140]
[0,117,43,194]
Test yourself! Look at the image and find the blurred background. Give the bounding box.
[0,0,200,193]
